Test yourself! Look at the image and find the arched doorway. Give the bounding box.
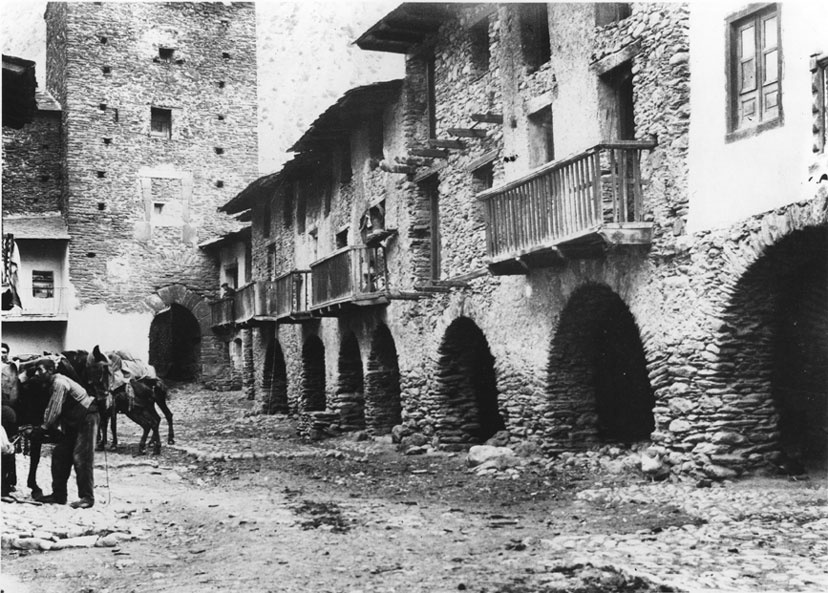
[434,317,504,446]
[149,303,201,381]
[262,338,288,414]
[301,335,326,412]
[722,226,828,469]
[547,283,653,449]
[364,324,402,435]
[337,332,365,430]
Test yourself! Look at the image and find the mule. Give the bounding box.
[85,346,173,455]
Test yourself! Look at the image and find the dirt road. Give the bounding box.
[2,386,826,592]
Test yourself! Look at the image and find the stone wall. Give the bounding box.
[238,3,826,478]
[39,2,256,380]
[2,110,64,216]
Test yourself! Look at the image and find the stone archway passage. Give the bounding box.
[301,335,326,412]
[337,332,365,430]
[364,325,402,435]
[723,226,828,468]
[434,317,505,447]
[149,303,201,381]
[547,283,654,449]
[263,338,288,414]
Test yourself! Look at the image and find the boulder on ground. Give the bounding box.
[467,445,518,468]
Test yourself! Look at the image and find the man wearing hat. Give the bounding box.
[26,357,99,509]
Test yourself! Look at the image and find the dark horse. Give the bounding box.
[13,353,90,500]
[83,346,174,455]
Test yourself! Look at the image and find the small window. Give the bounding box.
[158,47,175,62]
[519,4,551,74]
[153,202,165,216]
[472,161,494,192]
[150,107,172,139]
[297,192,306,234]
[32,271,54,299]
[216,180,224,188]
[528,105,554,167]
[222,52,231,59]
[96,171,106,178]
[102,66,112,75]
[470,17,490,75]
[727,4,782,138]
[336,228,349,248]
[218,81,226,89]
[100,36,108,44]
[215,147,224,155]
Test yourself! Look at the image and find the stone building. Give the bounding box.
[2,2,258,384]
[219,2,826,479]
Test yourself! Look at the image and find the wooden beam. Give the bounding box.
[448,128,487,138]
[428,139,464,149]
[409,147,449,158]
[471,113,503,124]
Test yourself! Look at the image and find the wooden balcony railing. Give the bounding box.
[210,296,235,327]
[477,141,655,267]
[309,245,388,311]
[234,281,269,324]
[270,270,311,320]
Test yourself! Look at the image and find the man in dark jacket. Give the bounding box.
[26,357,99,509]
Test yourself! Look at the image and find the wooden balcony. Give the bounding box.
[309,245,388,315]
[210,297,235,328]
[477,141,656,275]
[270,270,312,322]
[234,281,276,325]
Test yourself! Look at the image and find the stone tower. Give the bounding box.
[44,2,257,380]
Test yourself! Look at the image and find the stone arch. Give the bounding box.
[434,316,505,448]
[718,225,828,469]
[336,331,365,430]
[364,324,402,435]
[149,303,201,381]
[301,335,326,412]
[262,337,288,414]
[144,283,212,382]
[546,283,654,450]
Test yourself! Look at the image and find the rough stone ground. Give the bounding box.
[2,384,827,593]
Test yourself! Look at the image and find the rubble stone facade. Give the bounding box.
[226,2,826,479]
[39,1,257,379]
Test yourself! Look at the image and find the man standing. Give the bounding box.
[1,342,18,499]
[27,357,99,509]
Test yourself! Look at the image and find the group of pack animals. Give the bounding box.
[7,346,174,500]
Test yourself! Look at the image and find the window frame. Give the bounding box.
[725,3,783,142]
[150,107,172,139]
[32,270,55,299]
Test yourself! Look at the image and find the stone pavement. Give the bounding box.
[3,387,827,592]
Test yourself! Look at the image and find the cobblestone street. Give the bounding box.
[2,385,827,592]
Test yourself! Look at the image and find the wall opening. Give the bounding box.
[547,284,653,450]
[722,226,828,469]
[301,335,326,412]
[149,303,201,382]
[336,331,365,431]
[364,325,402,435]
[263,337,288,414]
[434,317,504,447]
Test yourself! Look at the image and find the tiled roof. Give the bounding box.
[2,213,71,239]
